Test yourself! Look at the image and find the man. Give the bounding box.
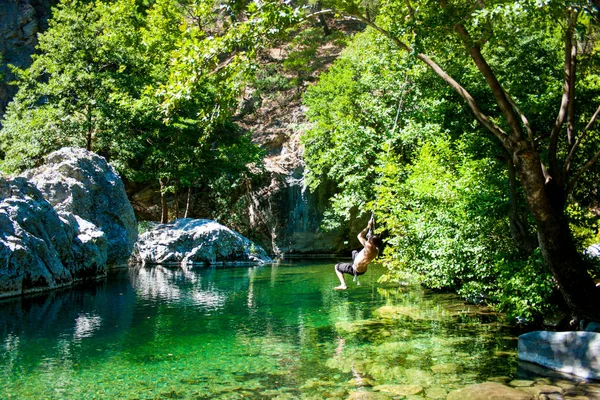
[334,217,382,290]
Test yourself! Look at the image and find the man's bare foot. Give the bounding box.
[334,285,347,290]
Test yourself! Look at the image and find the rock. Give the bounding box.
[0,0,55,123]
[132,218,272,265]
[584,244,600,258]
[424,387,447,399]
[0,177,106,297]
[372,385,423,396]
[0,147,136,297]
[518,331,600,380]
[509,380,535,387]
[24,147,137,265]
[346,391,391,400]
[585,322,600,333]
[431,363,461,374]
[374,305,425,320]
[447,382,533,400]
[517,385,563,398]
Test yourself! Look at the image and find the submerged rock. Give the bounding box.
[374,305,426,320]
[447,382,533,400]
[372,384,423,396]
[132,218,272,266]
[24,147,138,265]
[518,331,600,380]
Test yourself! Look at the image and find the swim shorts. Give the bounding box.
[335,262,365,276]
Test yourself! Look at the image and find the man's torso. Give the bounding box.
[353,246,378,273]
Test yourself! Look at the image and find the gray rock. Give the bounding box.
[132,218,272,266]
[584,244,600,258]
[24,147,137,265]
[0,147,136,297]
[0,177,105,298]
[518,330,600,380]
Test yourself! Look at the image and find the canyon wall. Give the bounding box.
[0,0,57,124]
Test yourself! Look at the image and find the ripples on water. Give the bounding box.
[0,261,524,399]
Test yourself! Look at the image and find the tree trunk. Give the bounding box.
[159,178,169,224]
[315,2,331,36]
[174,185,179,220]
[513,148,600,321]
[184,187,192,218]
[86,107,93,151]
[505,153,536,254]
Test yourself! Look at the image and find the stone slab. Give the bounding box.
[518,331,600,380]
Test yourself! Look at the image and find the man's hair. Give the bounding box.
[369,235,382,248]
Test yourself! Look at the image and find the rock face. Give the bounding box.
[0,0,57,123]
[518,330,600,380]
[0,147,136,298]
[23,147,138,265]
[133,218,272,266]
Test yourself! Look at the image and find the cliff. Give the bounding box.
[0,0,57,124]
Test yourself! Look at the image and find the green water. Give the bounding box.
[0,261,522,399]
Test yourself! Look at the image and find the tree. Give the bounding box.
[308,0,600,320]
[0,0,290,224]
[0,0,144,172]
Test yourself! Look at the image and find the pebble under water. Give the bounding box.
[0,261,528,399]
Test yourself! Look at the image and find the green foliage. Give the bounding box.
[0,0,145,172]
[301,18,582,321]
[0,0,292,220]
[282,27,325,87]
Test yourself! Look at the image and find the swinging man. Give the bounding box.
[334,216,382,290]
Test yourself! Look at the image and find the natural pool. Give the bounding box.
[1,261,524,399]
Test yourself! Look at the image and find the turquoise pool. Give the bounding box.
[0,261,521,399]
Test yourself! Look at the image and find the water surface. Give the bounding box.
[1,261,521,399]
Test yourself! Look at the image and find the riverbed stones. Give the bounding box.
[517,384,564,398]
[431,363,461,374]
[132,218,272,265]
[372,384,423,396]
[447,382,534,400]
[24,147,138,265]
[346,390,391,400]
[518,331,600,380]
[374,305,424,320]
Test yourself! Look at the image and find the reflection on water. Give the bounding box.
[0,261,524,399]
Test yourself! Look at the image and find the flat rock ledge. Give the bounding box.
[132,218,272,266]
[518,330,600,380]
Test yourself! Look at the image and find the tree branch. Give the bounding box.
[447,6,525,144]
[341,13,511,148]
[505,91,534,147]
[567,36,577,146]
[549,11,578,178]
[563,104,600,190]
[567,147,600,196]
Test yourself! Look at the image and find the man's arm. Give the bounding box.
[357,219,373,247]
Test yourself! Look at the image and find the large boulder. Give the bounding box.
[518,330,600,380]
[0,176,107,298]
[132,218,272,266]
[23,147,137,265]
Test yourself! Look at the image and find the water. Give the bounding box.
[0,261,522,399]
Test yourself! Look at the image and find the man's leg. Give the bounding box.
[334,263,347,290]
